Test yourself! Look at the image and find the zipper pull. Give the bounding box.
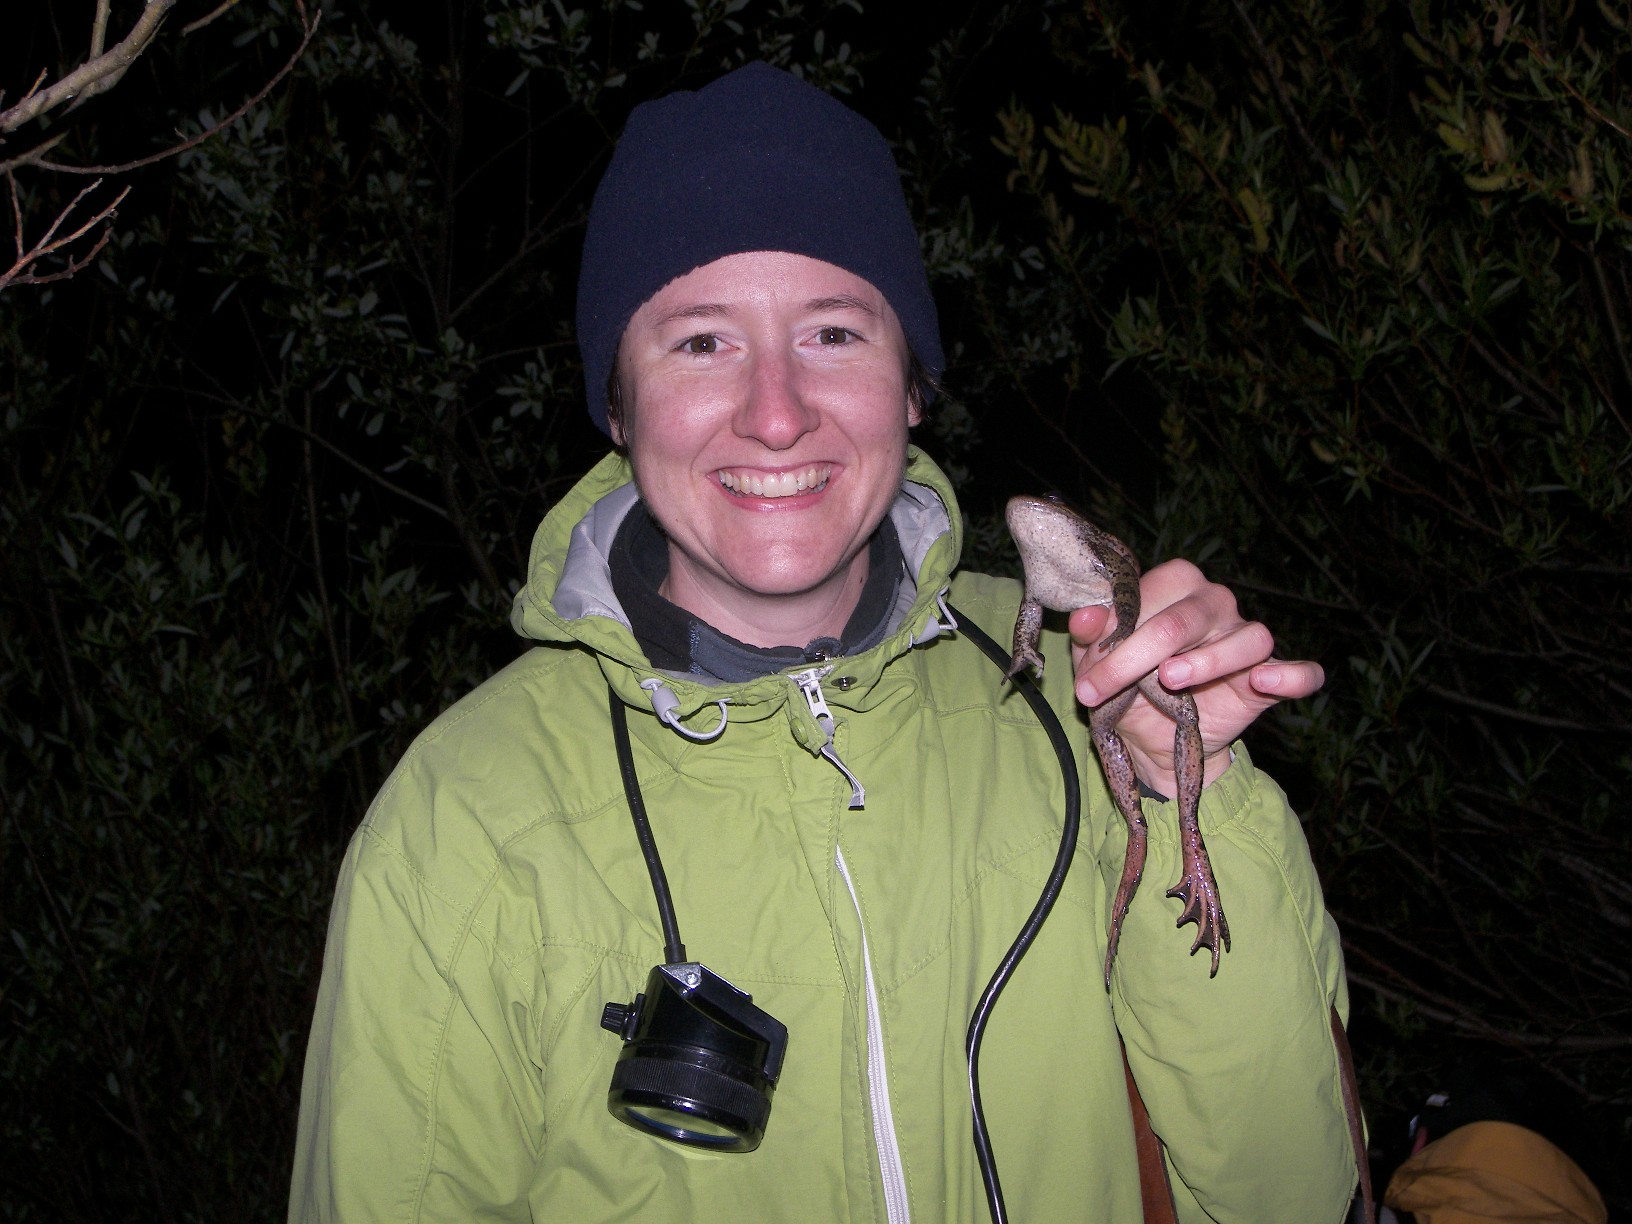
[791,667,865,810]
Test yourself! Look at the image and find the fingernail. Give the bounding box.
[1164,660,1192,686]
[1077,678,1100,706]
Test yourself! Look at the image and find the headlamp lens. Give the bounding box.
[619,1104,747,1147]
[602,963,789,1153]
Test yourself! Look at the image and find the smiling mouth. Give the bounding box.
[717,464,832,499]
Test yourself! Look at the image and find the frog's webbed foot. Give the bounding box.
[1005,645,1044,680]
[1142,683,1230,976]
[1165,830,1231,976]
[1089,692,1142,988]
[1006,597,1047,680]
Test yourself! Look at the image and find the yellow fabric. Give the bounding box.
[1385,1120,1606,1224]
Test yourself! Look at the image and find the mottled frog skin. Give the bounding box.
[1005,494,1230,984]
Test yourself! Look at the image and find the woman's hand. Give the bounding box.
[1068,559,1324,797]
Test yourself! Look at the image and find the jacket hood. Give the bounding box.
[509,446,965,740]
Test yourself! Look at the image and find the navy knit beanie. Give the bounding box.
[576,62,943,436]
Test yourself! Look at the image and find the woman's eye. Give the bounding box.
[817,326,856,345]
[680,334,719,354]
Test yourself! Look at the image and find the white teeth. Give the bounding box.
[718,465,831,498]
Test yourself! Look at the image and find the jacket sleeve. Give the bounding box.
[1106,746,1357,1224]
[288,817,542,1223]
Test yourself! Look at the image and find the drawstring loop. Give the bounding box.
[640,678,729,743]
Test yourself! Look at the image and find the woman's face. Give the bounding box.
[613,251,918,647]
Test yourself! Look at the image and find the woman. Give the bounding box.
[290,62,1358,1223]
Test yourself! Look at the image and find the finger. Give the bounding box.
[1074,589,1239,703]
[1136,557,1211,609]
[1066,604,1113,649]
[1066,606,1114,694]
[1248,658,1326,700]
[1156,620,1276,690]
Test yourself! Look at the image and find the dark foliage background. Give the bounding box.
[3,0,1628,1218]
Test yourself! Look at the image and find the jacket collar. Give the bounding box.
[509,446,964,726]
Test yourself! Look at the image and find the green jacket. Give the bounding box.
[290,448,1357,1223]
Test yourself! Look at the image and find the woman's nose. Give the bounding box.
[734,350,819,449]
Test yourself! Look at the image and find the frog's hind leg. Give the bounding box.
[1090,690,1144,989]
[1143,683,1230,975]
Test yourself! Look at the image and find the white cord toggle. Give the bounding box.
[639,678,728,742]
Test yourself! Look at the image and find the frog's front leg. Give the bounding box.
[1137,678,1230,975]
[1005,596,1047,679]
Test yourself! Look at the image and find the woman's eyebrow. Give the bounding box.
[804,294,880,316]
[651,302,732,327]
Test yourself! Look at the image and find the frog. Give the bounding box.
[1004,493,1230,985]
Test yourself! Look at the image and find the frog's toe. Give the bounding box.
[1166,874,1231,977]
[1005,648,1044,680]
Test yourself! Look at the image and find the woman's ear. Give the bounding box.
[606,365,630,446]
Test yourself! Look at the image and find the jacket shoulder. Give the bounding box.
[355,643,620,894]
[947,568,1024,628]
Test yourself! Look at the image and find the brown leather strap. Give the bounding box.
[1123,1049,1179,1224]
[1124,1015,1374,1224]
[1330,1006,1375,1223]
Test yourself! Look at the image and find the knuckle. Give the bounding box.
[1147,602,1200,652]
[1161,556,1205,583]
[1243,620,1275,658]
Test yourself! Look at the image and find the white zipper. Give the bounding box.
[790,666,865,808]
[835,844,912,1224]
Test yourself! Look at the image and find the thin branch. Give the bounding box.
[1348,965,1632,1058]
[301,389,370,805]
[1587,245,1632,429]
[1228,0,1335,176]
[1,174,129,290]
[218,400,453,522]
[0,0,180,133]
[181,0,244,37]
[1,68,52,115]
[0,131,66,177]
[1518,35,1632,141]
[1421,681,1625,733]
[30,10,322,178]
[90,0,113,61]
[0,4,318,291]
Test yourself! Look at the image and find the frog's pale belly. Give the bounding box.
[1004,494,1230,983]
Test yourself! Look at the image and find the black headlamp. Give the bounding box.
[601,961,789,1152]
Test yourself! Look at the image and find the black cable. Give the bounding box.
[606,615,1080,1221]
[951,608,1083,1224]
[608,688,687,965]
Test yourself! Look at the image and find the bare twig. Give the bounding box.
[301,390,370,804]
[196,394,454,522]
[0,132,66,177]
[182,0,245,37]
[1422,681,1624,733]
[1347,957,1632,1054]
[0,0,180,133]
[1,173,129,290]
[23,10,322,178]
[90,0,113,61]
[2,68,52,115]
[0,5,321,290]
